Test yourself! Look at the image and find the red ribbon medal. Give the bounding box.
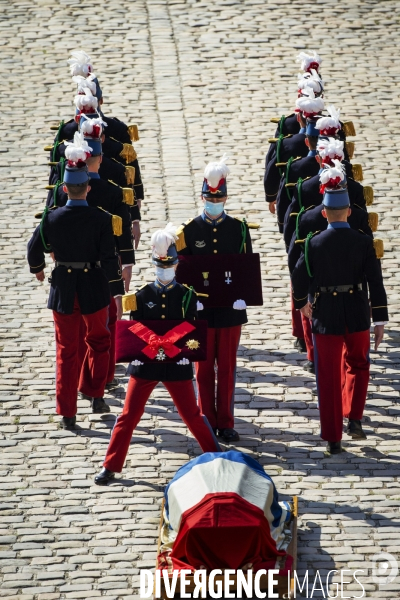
[129,321,196,360]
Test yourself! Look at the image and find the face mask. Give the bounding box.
[155,266,175,282]
[205,201,225,217]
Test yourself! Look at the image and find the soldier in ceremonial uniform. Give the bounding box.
[288,163,376,374]
[94,225,221,485]
[177,156,253,443]
[27,137,124,429]
[291,185,388,454]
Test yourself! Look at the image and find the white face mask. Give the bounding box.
[155,266,175,283]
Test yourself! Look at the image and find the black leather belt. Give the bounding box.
[55,261,100,269]
[319,284,362,293]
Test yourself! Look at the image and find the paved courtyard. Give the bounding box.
[1,0,400,598]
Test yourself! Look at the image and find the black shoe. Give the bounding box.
[105,378,119,390]
[294,338,307,353]
[218,428,240,443]
[346,419,366,439]
[79,391,92,400]
[94,468,115,485]
[61,416,76,429]
[91,397,111,413]
[303,360,315,374]
[326,441,342,454]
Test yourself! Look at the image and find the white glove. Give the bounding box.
[177,358,190,365]
[233,299,247,310]
[196,301,204,311]
[131,360,144,366]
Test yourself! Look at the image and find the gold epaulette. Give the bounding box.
[270,117,282,123]
[352,163,363,182]
[363,185,373,206]
[127,124,139,142]
[277,156,301,168]
[373,238,384,259]
[295,230,321,244]
[50,124,61,131]
[345,141,355,160]
[125,165,135,185]
[48,161,59,166]
[368,212,379,233]
[343,121,356,137]
[44,145,54,151]
[122,188,134,206]
[45,185,55,190]
[175,225,187,252]
[290,212,299,217]
[114,139,137,164]
[285,183,296,188]
[122,293,137,313]
[35,206,57,220]
[96,206,122,236]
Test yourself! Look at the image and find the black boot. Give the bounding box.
[91,398,111,413]
[94,468,115,485]
[79,392,92,400]
[218,428,240,443]
[105,378,119,390]
[294,338,307,353]
[326,441,342,454]
[61,416,76,429]
[346,420,366,439]
[303,360,315,374]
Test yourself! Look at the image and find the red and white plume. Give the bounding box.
[316,105,341,136]
[67,50,93,77]
[317,137,344,166]
[296,50,322,73]
[204,153,230,192]
[73,75,96,96]
[319,160,345,194]
[64,132,93,167]
[74,89,98,114]
[295,87,325,118]
[298,69,324,95]
[151,223,178,258]
[80,117,107,139]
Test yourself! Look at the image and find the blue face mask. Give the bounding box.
[205,201,225,217]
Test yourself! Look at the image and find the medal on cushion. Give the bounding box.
[156,348,167,361]
[202,272,209,287]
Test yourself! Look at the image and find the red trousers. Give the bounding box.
[291,291,304,339]
[301,314,314,362]
[103,376,221,472]
[314,330,370,442]
[78,297,117,385]
[195,326,241,430]
[53,297,111,418]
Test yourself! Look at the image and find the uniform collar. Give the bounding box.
[327,222,350,229]
[66,200,89,207]
[201,210,226,226]
[88,172,100,179]
[154,278,177,292]
[308,150,317,157]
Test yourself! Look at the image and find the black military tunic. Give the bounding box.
[127,280,197,381]
[264,132,308,202]
[287,205,373,274]
[178,213,252,328]
[283,174,367,249]
[292,224,388,334]
[102,137,144,202]
[27,203,124,314]
[46,175,136,265]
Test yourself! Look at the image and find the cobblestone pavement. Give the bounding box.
[1,0,400,598]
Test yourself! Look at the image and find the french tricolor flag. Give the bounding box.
[158,451,293,574]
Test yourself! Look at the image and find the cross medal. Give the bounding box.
[225,271,232,284]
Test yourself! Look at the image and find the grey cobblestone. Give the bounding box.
[1,0,400,598]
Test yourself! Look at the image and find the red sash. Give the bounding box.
[129,321,196,359]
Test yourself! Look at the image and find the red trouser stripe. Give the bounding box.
[314,330,370,442]
[103,376,221,472]
[53,296,110,417]
[291,290,304,339]
[301,313,314,362]
[195,325,241,430]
